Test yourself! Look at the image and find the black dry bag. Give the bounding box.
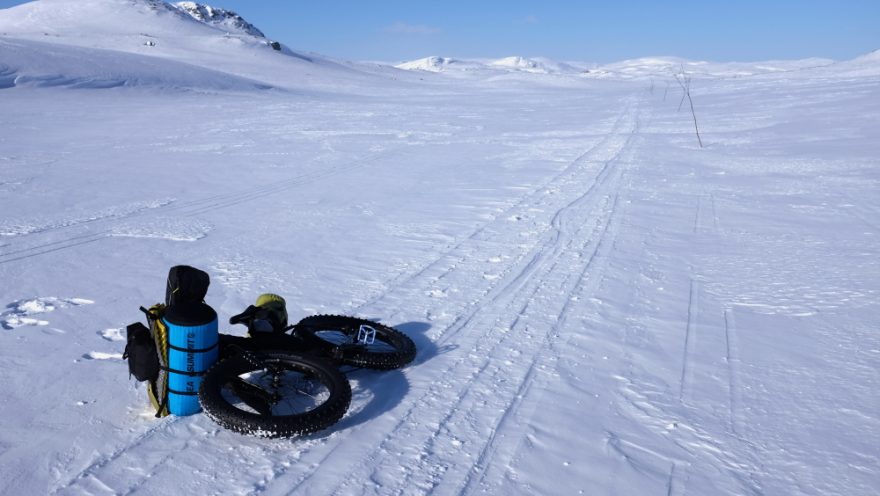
[123,322,160,382]
[165,265,210,307]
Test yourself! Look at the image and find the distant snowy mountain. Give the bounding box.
[487,56,584,74]
[395,55,587,75]
[395,56,483,73]
[395,52,876,80]
[489,56,545,72]
[583,56,837,79]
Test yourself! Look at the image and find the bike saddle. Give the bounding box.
[229,305,259,326]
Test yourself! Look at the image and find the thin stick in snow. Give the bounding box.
[675,66,703,148]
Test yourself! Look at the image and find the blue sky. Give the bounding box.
[1,0,878,62]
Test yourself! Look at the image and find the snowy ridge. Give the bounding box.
[396,55,589,74]
[824,48,880,77]
[489,56,587,74]
[395,56,482,72]
[173,1,265,38]
[396,52,880,80]
[0,37,272,90]
[855,48,880,62]
[583,55,839,79]
[0,0,374,91]
[489,55,549,73]
[0,0,197,39]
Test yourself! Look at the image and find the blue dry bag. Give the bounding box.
[163,302,219,416]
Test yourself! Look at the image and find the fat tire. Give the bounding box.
[295,315,416,369]
[199,350,351,438]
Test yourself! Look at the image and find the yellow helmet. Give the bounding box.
[254,293,288,330]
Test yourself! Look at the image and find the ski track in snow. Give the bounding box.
[258,98,645,495]
[463,142,634,496]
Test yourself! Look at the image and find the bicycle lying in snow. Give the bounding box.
[204,309,416,438]
[124,266,416,439]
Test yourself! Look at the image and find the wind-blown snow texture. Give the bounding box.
[1,1,879,495]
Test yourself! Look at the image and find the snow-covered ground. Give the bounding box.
[1,1,879,495]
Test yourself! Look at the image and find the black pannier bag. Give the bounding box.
[123,322,160,382]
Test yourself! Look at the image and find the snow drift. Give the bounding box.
[0,37,272,90]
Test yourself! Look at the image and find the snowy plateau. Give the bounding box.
[1,0,879,495]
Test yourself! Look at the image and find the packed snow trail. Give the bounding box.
[271,99,645,495]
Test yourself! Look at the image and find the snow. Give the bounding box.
[0,37,274,90]
[1,1,879,495]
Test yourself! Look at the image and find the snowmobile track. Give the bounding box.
[350,100,643,319]
[348,102,640,496]
[263,97,646,496]
[50,416,183,495]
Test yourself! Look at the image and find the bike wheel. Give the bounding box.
[294,315,417,370]
[198,350,351,438]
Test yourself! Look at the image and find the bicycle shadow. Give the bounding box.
[396,321,437,364]
[329,320,455,431]
[398,320,458,365]
[360,319,454,365]
[334,367,409,430]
